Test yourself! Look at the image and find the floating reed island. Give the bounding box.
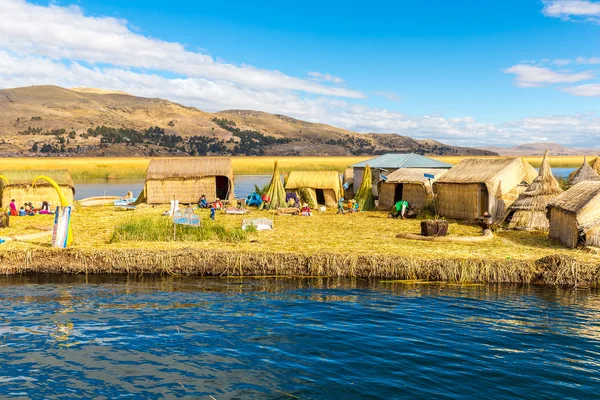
[1,154,600,286]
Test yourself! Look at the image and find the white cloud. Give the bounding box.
[576,56,600,64]
[564,83,600,96]
[553,59,572,65]
[307,72,344,84]
[543,0,600,20]
[504,64,594,87]
[0,0,363,98]
[372,91,401,102]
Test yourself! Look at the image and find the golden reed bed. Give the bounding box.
[0,205,598,286]
[0,155,588,180]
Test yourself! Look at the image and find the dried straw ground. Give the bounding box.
[0,204,598,285]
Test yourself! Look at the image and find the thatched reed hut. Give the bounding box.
[285,171,343,208]
[377,168,447,211]
[506,151,563,231]
[433,158,538,220]
[351,153,452,195]
[0,169,74,207]
[568,156,600,188]
[142,158,234,205]
[547,181,600,248]
[593,157,600,176]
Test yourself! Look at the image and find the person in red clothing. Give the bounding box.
[8,199,17,216]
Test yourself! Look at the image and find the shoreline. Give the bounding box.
[0,247,597,287]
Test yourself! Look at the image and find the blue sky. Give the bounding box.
[2,0,600,147]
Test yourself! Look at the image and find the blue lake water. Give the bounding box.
[1,276,600,399]
[74,167,577,201]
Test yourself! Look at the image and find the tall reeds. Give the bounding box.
[265,161,287,208]
[355,164,375,211]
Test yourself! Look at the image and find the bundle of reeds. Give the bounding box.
[507,150,563,231]
[265,161,287,208]
[355,164,375,211]
[568,156,600,187]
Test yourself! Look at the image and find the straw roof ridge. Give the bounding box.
[285,171,342,190]
[508,151,563,212]
[568,156,600,187]
[146,157,233,180]
[0,169,74,187]
[351,153,453,169]
[548,181,600,215]
[386,168,447,185]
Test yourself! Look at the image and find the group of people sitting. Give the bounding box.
[8,199,52,216]
[197,195,223,210]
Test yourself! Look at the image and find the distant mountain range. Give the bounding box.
[0,85,496,157]
[483,143,599,156]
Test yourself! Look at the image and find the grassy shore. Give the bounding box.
[0,204,597,285]
[0,155,592,181]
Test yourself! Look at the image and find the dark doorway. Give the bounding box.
[394,183,404,202]
[479,183,489,216]
[315,189,326,205]
[215,176,230,200]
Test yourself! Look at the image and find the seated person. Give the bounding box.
[198,195,209,208]
[285,192,299,208]
[347,199,359,212]
[28,202,36,215]
[18,207,26,216]
[301,203,312,216]
[213,198,223,210]
[41,200,50,211]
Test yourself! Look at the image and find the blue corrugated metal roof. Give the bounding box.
[351,153,453,169]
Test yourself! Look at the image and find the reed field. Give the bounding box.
[0,203,597,285]
[0,155,593,181]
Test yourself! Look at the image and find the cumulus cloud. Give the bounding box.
[553,59,572,65]
[307,72,344,84]
[372,91,401,102]
[564,83,600,96]
[0,0,363,98]
[576,56,600,64]
[504,64,594,87]
[542,0,600,20]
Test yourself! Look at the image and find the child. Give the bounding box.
[301,203,312,217]
[198,195,208,208]
[9,199,17,216]
[18,207,26,216]
[210,204,215,221]
[337,197,345,214]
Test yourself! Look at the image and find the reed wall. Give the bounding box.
[436,183,482,220]
[301,188,338,208]
[548,209,579,248]
[378,183,430,211]
[146,178,229,205]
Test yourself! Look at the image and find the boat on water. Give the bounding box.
[78,196,121,207]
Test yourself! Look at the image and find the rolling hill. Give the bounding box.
[483,143,598,156]
[0,85,496,157]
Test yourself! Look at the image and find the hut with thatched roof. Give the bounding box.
[567,156,600,188]
[355,164,375,211]
[377,168,447,211]
[592,157,600,176]
[505,151,563,231]
[285,171,342,208]
[142,158,234,205]
[350,153,452,195]
[0,169,74,208]
[547,181,600,248]
[433,158,538,220]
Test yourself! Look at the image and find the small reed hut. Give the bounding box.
[505,151,563,231]
[355,164,375,211]
[547,181,600,248]
[377,168,447,211]
[433,158,538,221]
[285,171,343,209]
[265,161,287,209]
[351,153,452,195]
[0,169,74,208]
[567,156,600,188]
[142,158,234,205]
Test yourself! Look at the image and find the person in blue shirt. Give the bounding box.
[337,197,345,214]
[198,195,209,208]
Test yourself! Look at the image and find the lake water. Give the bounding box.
[74,168,577,201]
[1,276,600,399]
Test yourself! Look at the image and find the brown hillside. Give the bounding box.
[0,85,495,157]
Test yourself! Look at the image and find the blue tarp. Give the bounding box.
[245,192,263,207]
